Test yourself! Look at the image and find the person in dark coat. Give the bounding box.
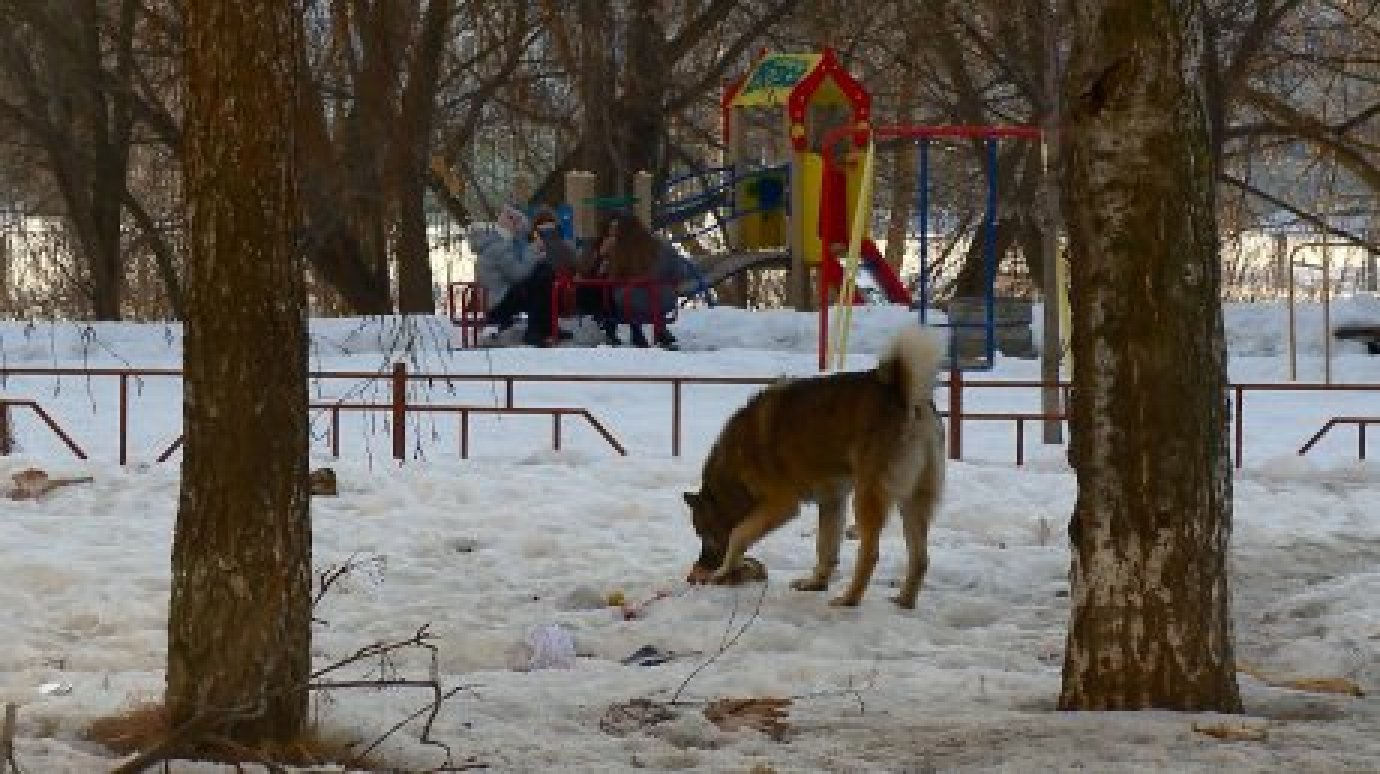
[576,212,684,348]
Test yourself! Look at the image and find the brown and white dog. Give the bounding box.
[684,327,946,608]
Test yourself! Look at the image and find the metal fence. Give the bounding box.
[2,364,1377,467]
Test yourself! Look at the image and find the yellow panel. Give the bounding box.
[843,149,872,241]
[794,152,824,265]
[732,53,821,107]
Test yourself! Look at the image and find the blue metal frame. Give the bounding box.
[912,136,1006,372]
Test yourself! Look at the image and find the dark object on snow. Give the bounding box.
[1334,324,1380,355]
[621,645,675,667]
[310,467,338,496]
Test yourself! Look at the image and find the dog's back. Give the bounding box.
[704,326,944,501]
[687,327,946,606]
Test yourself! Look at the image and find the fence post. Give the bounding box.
[0,403,11,456]
[118,373,129,466]
[947,364,962,461]
[392,362,407,461]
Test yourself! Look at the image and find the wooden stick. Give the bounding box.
[2,702,18,774]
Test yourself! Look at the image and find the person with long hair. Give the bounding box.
[577,212,683,348]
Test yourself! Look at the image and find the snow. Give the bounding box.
[1,299,1378,772]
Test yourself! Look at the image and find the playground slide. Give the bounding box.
[858,239,912,304]
[819,238,912,305]
[675,250,791,297]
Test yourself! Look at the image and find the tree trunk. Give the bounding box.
[620,0,669,190]
[1059,0,1240,712]
[170,0,313,746]
[883,70,918,273]
[393,0,453,314]
[577,0,618,196]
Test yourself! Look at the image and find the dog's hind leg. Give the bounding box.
[830,483,889,607]
[893,440,944,608]
[712,498,796,583]
[791,485,847,592]
[892,475,940,609]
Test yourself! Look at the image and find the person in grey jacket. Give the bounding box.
[467,206,533,328]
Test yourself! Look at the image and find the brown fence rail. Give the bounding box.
[3,366,1380,466]
[0,398,88,459]
[1298,416,1377,460]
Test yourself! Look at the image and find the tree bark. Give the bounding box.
[577,0,618,195]
[170,0,312,746]
[393,0,453,314]
[1059,0,1240,712]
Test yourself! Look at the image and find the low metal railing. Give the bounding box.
[4,365,1380,467]
[1298,416,1377,460]
[0,398,87,459]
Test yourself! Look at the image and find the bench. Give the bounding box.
[446,282,490,348]
[549,276,676,344]
[1334,324,1380,355]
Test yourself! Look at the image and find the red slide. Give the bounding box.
[859,239,912,304]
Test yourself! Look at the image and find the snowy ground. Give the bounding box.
[1,300,1378,772]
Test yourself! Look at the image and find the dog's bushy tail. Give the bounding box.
[877,326,945,406]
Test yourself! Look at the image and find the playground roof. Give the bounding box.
[729,52,821,107]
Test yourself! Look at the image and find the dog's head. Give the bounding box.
[683,489,727,579]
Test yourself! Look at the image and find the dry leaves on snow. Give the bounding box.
[1238,663,1366,697]
[1193,721,1269,742]
[5,468,93,500]
[703,697,792,741]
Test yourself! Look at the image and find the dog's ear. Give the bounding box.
[682,491,701,508]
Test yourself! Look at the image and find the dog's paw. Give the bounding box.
[828,594,861,608]
[789,577,828,592]
[889,594,917,610]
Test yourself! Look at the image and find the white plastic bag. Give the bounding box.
[508,623,577,671]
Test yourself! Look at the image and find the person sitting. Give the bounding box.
[468,205,573,347]
[575,212,684,348]
[468,206,533,339]
[509,207,578,346]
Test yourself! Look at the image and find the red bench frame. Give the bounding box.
[549,275,675,344]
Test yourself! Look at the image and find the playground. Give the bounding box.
[450,49,1047,372]
[1,304,1378,770]
[2,48,1378,773]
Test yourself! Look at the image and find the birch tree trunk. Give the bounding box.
[169,0,312,745]
[1059,0,1240,712]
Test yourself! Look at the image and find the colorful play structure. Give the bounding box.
[654,49,911,307]
[651,48,1044,370]
[450,48,1049,367]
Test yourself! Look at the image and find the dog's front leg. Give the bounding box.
[712,499,793,584]
[791,489,845,592]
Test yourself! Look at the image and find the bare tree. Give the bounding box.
[168,0,312,750]
[1059,0,1241,711]
[0,0,184,319]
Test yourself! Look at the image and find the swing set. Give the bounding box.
[816,124,1044,372]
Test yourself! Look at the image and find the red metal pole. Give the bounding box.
[392,362,407,461]
[1016,418,1025,466]
[671,380,683,457]
[818,267,830,371]
[948,364,962,460]
[118,373,129,466]
[0,403,11,456]
[1234,385,1244,469]
[331,406,340,458]
[553,413,562,451]
[460,410,470,459]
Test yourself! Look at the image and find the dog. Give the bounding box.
[683,326,946,608]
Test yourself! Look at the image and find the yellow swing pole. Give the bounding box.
[831,139,876,370]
